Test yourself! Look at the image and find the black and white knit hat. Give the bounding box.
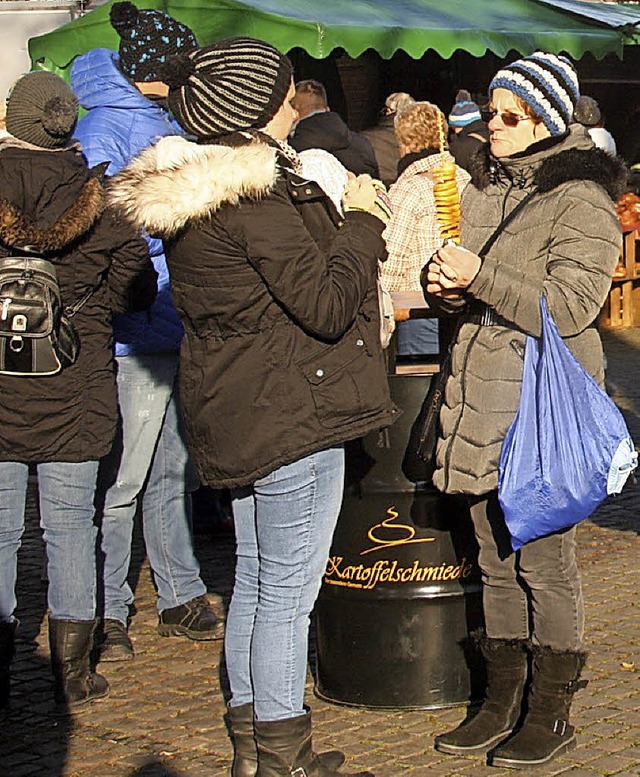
[489,51,580,136]
[448,89,482,128]
[110,1,197,83]
[162,37,293,140]
[5,71,78,149]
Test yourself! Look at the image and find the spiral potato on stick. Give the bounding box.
[432,110,462,244]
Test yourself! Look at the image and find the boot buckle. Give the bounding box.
[552,719,567,736]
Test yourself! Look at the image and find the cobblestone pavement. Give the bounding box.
[2,327,640,777]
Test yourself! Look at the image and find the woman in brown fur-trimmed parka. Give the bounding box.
[0,72,155,712]
[110,38,395,777]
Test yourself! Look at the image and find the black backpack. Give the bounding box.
[0,248,94,377]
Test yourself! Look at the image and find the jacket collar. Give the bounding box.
[108,134,280,237]
[71,48,169,114]
[396,147,441,178]
[0,173,104,253]
[467,123,628,201]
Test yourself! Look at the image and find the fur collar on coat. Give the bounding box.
[108,135,280,238]
[467,124,628,201]
[0,142,105,253]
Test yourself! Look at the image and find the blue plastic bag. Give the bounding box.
[498,296,637,551]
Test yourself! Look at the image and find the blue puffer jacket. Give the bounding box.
[71,47,183,355]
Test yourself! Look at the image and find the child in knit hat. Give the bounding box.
[0,68,154,712]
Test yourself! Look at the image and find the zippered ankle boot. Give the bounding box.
[228,704,346,776]
[0,619,18,711]
[254,709,372,776]
[434,636,529,755]
[489,646,587,768]
[49,617,110,709]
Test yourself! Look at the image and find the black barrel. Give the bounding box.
[314,372,484,710]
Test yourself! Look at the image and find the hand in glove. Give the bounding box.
[342,174,393,224]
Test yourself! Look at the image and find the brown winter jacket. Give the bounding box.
[109,133,397,489]
[0,140,155,463]
[424,125,626,495]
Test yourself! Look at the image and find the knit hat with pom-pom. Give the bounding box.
[161,37,293,140]
[5,71,78,149]
[110,1,197,82]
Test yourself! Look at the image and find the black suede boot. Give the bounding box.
[227,704,346,777]
[489,646,587,768]
[49,618,110,709]
[254,709,372,776]
[434,636,529,756]
[0,619,18,711]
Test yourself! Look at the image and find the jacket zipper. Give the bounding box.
[442,323,482,492]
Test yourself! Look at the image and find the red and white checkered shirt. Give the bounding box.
[381,152,470,292]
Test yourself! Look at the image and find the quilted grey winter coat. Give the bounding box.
[425,125,627,495]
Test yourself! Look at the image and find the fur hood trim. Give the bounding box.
[468,142,628,202]
[0,177,104,253]
[108,136,280,237]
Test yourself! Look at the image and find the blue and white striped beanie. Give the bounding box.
[448,90,482,128]
[489,51,580,136]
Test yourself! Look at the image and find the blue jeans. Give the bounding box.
[226,447,345,721]
[0,460,99,622]
[396,318,439,357]
[99,353,205,624]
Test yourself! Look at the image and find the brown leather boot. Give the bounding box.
[0,619,18,711]
[49,617,109,709]
[227,703,347,776]
[254,709,372,776]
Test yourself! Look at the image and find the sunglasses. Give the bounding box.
[486,109,533,128]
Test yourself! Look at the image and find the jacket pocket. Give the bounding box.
[297,326,370,430]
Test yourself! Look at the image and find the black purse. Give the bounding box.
[401,192,537,484]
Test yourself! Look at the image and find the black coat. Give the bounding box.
[448,119,490,172]
[362,115,400,187]
[290,112,379,177]
[0,141,155,463]
[108,134,397,488]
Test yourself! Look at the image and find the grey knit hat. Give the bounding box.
[162,37,293,140]
[489,51,580,136]
[110,1,197,83]
[5,71,78,149]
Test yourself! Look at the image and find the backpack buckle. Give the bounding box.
[9,335,23,352]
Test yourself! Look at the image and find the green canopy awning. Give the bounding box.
[29,0,640,78]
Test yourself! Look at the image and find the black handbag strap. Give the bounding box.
[477,189,538,258]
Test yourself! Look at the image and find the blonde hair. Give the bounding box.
[385,92,415,115]
[394,101,446,155]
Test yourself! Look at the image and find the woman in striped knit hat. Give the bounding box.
[423,51,627,768]
[109,35,395,777]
